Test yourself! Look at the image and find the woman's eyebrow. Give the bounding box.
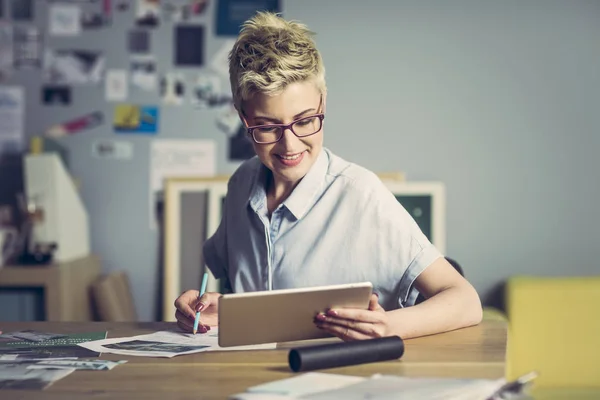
[254,107,316,123]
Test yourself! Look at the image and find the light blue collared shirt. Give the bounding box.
[203,148,443,310]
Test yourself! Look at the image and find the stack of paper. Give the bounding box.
[230,372,535,400]
[0,330,127,391]
[78,328,277,358]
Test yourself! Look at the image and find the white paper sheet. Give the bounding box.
[149,138,216,229]
[78,329,276,358]
[105,69,128,101]
[232,373,509,400]
[0,86,24,151]
[49,5,81,36]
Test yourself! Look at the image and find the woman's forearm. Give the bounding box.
[385,284,483,339]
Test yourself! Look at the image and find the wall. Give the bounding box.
[2,0,599,320]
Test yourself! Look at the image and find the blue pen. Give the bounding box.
[193,272,209,335]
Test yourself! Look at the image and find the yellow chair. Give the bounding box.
[506,275,600,388]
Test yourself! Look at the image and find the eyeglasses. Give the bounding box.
[245,97,325,144]
[247,114,325,144]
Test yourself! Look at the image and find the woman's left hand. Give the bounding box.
[314,294,391,341]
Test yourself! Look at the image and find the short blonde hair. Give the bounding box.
[229,11,326,111]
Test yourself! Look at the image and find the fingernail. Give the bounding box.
[373,292,380,298]
[196,303,205,312]
[326,309,338,316]
[315,313,326,321]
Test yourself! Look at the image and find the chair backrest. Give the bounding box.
[91,270,137,321]
[506,276,600,388]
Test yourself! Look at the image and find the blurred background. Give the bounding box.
[0,0,598,332]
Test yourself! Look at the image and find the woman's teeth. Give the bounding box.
[280,153,302,160]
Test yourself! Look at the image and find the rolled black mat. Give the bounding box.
[288,336,404,372]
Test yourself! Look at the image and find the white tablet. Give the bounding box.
[218,282,373,347]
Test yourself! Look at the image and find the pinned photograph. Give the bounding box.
[130,55,157,91]
[175,25,204,66]
[216,105,241,136]
[105,69,128,102]
[10,0,34,21]
[211,39,235,78]
[92,139,133,160]
[191,73,231,108]
[13,26,43,69]
[113,104,159,135]
[135,0,160,28]
[128,30,150,54]
[43,49,105,84]
[216,0,280,36]
[0,24,12,80]
[49,5,81,36]
[42,86,72,106]
[45,111,104,138]
[228,123,255,161]
[164,0,209,22]
[160,72,185,106]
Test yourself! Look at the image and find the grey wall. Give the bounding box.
[3,0,599,321]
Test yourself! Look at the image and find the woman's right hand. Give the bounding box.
[174,290,220,334]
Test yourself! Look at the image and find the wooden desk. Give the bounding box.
[0,319,507,399]
[0,255,101,321]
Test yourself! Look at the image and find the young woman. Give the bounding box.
[174,12,482,340]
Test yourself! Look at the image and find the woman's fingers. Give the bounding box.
[174,290,200,319]
[176,311,211,334]
[315,321,373,341]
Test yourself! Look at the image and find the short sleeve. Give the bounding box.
[202,194,229,281]
[369,180,444,308]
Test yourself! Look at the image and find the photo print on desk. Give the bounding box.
[104,340,209,353]
[43,49,105,85]
[13,26,43,69]
[136,0,160,28]
[49,4,82,36]
[130,55,157,91]
[0,365,74,390]
[10,0,34,21]
[175,25,204,66]
[41,86,72,106]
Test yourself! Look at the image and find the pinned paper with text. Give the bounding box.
[149,139,216,229]
[0,86,24,152]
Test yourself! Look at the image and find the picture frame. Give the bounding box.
[162,176,228,321]
[381,181,446,255]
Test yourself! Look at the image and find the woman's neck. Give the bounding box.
[265,172,300,215]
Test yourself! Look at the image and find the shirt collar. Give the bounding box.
[248,149,330,220]
[284,149,329,220]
